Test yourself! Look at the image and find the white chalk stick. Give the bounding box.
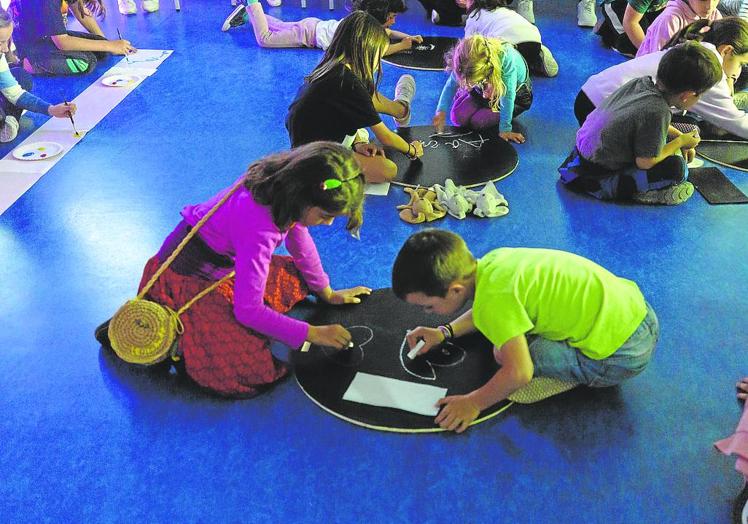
[407,339,426,360]
[300,341,311,353]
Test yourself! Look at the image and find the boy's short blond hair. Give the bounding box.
[392,229,476,298]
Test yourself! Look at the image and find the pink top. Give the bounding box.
[715,401,748,478]
[636,0,722,57]
[181,180,330,348]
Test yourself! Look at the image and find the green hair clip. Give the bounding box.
[320,179,343,191]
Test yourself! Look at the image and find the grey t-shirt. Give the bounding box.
[576,76,670,171]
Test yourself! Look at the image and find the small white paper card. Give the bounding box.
[342,372,447,416]
[364,182,390,196]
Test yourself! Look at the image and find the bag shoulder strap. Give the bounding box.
[137,180,245,299]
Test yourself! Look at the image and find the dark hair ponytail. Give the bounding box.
[665,17,748,55]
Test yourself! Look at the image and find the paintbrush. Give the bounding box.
[117,28,131,64]
[65,101,80,137]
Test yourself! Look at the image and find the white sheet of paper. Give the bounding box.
[342,372,447,416]
[364,182,390,196]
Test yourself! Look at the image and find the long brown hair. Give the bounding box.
[305,11,389,95]
[245,142,365,235]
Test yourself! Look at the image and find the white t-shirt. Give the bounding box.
[464,7,541,44]
[314,19,342,51]
[580,42,748,139]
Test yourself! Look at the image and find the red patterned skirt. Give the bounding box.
[138,254,309,397]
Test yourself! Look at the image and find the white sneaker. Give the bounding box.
[516,0,535,24]
[118,0,136,14]
[394,74,416,127]
[538,44,558,77]
[577,0,597,27]
[142,0,159,12]
[0,116,19,143]
[222,4,247,31]
[266,0,281,6]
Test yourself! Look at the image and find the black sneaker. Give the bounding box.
[221,4,247,32]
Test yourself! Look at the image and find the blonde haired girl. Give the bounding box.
[433,35,532,144]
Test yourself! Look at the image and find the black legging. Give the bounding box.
[21,31,108,76]
[574,89,596,127]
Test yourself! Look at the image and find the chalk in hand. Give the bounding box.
[347,341,354,349]
[407,339,426,360]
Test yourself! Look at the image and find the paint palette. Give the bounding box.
[101,74,141,87]
[12,142,64,161]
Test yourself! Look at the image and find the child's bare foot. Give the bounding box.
[737,377,748,401]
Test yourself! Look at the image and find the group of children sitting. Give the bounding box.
[0,0,745,432]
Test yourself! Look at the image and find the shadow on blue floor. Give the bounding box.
[1,1,746,522]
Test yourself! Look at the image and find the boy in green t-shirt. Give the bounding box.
[392,229,659,433]
[596,0,668,57]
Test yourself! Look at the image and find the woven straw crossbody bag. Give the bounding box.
[108,182,243,365]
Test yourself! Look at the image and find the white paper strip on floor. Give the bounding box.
[342,372,447,416]
[0,50,173,215]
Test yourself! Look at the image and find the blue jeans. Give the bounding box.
[526,302,659,387]
[559,148,688,200]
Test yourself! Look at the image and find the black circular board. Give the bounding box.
[382,125,518,188]
[696,140,748,172]
[292,288,512,433]
[382,36,458,71]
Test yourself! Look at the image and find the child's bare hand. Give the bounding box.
[499,131,525,144]
[432,111,447,134]
[737,377,748,400]
[353,142,384,157]
[404,35,424,47]
[307,324,352,349]
[679,130,700,149]
[324,286,372,305]
[49,102,76,118]
[405,326,443,356]
[409,140,424,159]
[681,147,696,164]
[435,395,480,433]
[110,39,137,55]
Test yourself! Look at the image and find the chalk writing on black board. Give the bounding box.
[399,331,466,381]
[423,132,490,151]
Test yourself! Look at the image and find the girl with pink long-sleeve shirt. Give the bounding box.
[122,143,370,397]
[636,0,721,57]
[715,378,748,523]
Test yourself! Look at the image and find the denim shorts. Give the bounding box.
[526,301,659,387]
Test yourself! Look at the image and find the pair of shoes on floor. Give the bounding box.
[397,186,447,223]
[631,181,695,206]
[516,0,534,24]
[222,3,249,31]
[577,0,597,27]
[537,44,558,77]
[0,116,19,143]
[394,74,415,127]
[433,179,509,219]
[118,0,159,14]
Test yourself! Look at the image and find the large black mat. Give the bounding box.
[689,167,748,204]
[696,140,748,172]
[382,36,457,71]
[292,289,512,433]
[383,125,518,188]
